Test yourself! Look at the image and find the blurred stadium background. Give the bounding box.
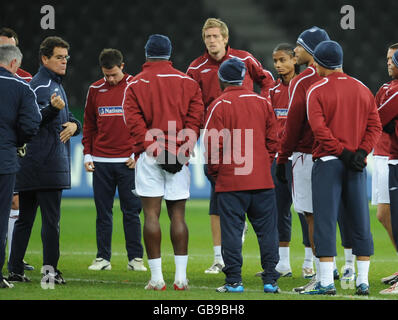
[0,0,394,197]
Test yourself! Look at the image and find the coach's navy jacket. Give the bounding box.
[0,67,41,175]
[15,65,81,191]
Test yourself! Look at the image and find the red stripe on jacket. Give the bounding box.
[16,68,32,82]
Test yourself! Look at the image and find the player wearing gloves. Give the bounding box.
[307,40,381,295]
[123,34,204,291]
[276,27,330,292]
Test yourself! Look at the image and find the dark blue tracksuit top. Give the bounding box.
[15,65,81,191]
[0,67,41,175]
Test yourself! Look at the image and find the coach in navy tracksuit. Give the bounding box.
[0,45,41,289]
[204,58,280,293]
[8,36,81,285]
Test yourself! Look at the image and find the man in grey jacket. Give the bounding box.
[0,45,41,289]
[8,36,81,285]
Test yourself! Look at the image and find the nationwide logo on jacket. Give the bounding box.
[274,109,288,119]
[98,106,124,117]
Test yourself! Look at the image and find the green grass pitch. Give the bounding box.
[0,198,397,301]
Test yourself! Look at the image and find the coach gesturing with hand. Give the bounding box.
[8,36,81,286]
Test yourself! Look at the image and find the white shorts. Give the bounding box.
[291,152,313,214]
[371,155,390,205]
[135,152,190,200]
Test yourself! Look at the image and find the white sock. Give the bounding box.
[10,209,19,218]
[320,261,334,287]
[303,247,314,269]
[148,258,163,282]
[333,257,337,271]
[344,248,355,270]
[8,212,19,261]
[356,260,370,286]
[277,247,290,270]
[174,255,188,282]
[315,257,321,282]
[214,246,223,264]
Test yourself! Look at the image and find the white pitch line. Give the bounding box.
[25,251,398,262]
[23,276,395,300]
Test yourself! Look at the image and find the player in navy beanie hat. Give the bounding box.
[145,34,172,60]
[313,40,343,70]
[297,26,330,56]
[393,50,398,68]
[218,57,246,86]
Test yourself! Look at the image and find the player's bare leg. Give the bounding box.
[304,213,315,255]
[376,203,397,250]
[11,194,18,210]
[141,196,166,290]
[211,215,221,248]
[166,199,189,290]
[141,196,162,259]
[166,199,188,255]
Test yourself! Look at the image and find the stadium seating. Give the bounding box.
[252,0,397,94]
[1,0,395,118]
[0,0,212,121]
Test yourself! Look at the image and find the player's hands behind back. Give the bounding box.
[156,149,183,174]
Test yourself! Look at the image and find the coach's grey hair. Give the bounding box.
[0,44,23,65]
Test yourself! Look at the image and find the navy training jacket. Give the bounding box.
[15,65,81,191]
[0,67,41,175]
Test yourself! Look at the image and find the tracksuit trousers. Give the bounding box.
[9,189,62,274]
[0,174,15,280]
[217,189,280,285]
[93,162,143,262]
[312,159,373,257]
[271,159,311,246]
[388,164,398,251]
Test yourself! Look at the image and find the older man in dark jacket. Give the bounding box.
[0,45,41,289]
[8,36,81,285]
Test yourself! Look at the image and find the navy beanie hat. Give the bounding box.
[218,58,246,85]
[313,40,343,70]
[145,34,172,60]
[393,50,398,68]
[297,26,330,55]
